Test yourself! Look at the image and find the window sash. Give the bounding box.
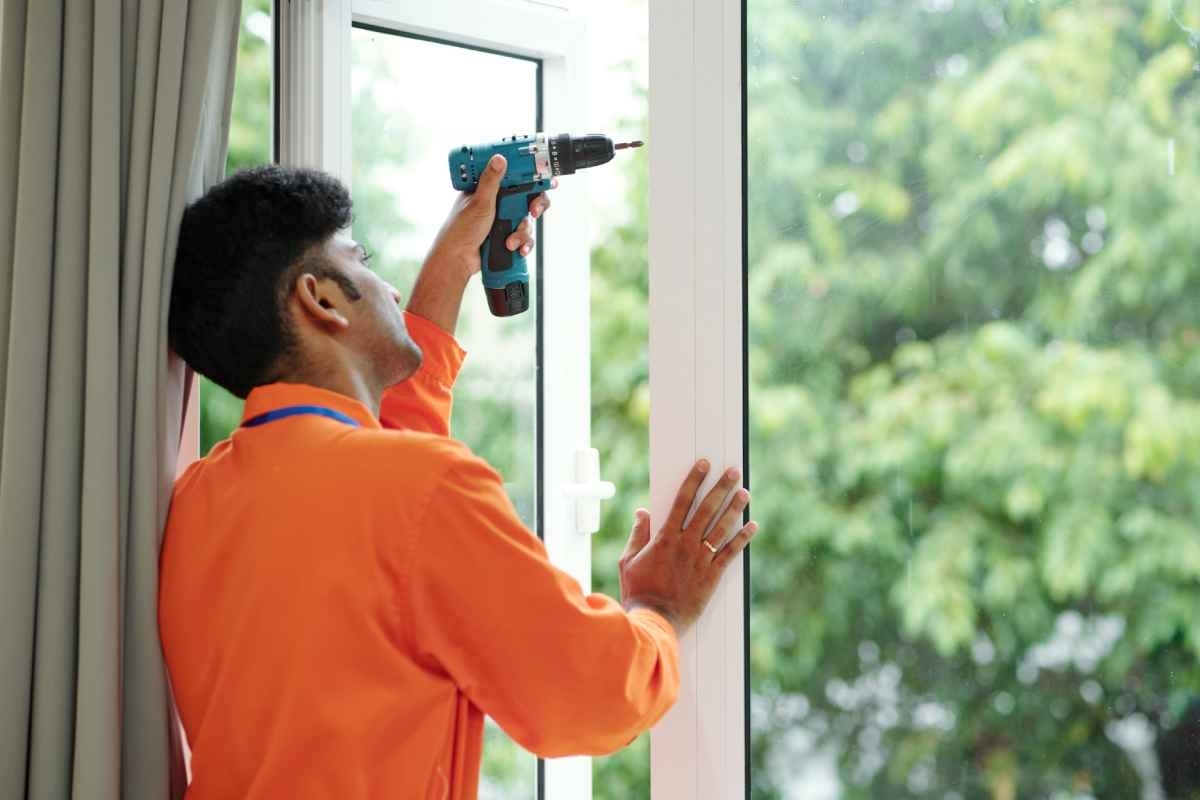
[647,0,747,797]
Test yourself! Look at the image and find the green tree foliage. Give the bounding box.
[225,0,272,173]
[740,0,1200,796]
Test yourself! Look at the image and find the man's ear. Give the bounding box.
[294,273,351,331]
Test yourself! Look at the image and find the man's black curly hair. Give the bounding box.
[169,165,354,399]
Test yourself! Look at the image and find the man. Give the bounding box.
[161,155,757,798]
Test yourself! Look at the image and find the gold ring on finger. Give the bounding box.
[702,539,718,554]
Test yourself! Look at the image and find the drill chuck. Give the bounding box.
[546,133,616,175]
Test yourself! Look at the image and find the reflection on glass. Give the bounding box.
[748,1,1200,798]
[351,29,539,799]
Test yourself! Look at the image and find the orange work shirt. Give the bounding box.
[159,311,679,799]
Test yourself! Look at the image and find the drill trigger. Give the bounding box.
[497,181,541,197]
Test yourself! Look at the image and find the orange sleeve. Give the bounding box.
[402,451,680,758]
[379,311,467,436]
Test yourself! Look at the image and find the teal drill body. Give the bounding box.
[448,132,642,316]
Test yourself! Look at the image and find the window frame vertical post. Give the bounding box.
[648,0,747,796]
[276,0,352,177]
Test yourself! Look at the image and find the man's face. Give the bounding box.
[318,235,423,386]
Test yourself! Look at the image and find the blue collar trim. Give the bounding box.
[241,405,361,429]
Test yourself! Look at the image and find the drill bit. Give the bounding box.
[614,140,644,151]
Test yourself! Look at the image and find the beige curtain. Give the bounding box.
[0,1,242,797]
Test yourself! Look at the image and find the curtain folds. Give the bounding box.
[0,1,242,797]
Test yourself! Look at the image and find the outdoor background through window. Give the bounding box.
[747,1,1200,797]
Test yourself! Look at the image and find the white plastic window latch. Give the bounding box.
[561,448,616,535]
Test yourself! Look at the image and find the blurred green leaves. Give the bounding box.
[739,1,1200,796]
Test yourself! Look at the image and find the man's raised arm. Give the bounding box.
[381,153,548,435]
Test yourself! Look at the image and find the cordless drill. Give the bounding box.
[449,133,643,316]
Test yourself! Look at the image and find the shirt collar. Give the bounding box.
[241,383,382,430]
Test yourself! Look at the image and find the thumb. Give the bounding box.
[473,154,507,202]
[621,508,652,562]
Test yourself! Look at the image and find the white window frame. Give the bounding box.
[648,0,746,798]
[278,1,597,797]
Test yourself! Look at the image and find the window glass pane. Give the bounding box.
[583,0,650,796]
[200,0,271,453]
[748,1,1200,797]
[350,28,539,799]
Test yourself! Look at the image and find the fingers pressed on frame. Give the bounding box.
[713,522,758,568]
[667,460,710,532]
[688,468,741,537]
[703,488,750,550]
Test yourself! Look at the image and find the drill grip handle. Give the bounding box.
[479,180,550,317]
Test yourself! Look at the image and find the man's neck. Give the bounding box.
[276,362,382,418]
